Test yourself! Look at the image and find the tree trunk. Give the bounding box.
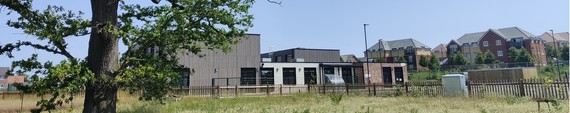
[83,0,119,113]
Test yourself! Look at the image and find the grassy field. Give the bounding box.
[2,92,569,113]
[72,94,570,113]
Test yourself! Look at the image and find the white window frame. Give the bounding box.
[483,41,489,47]
[465,53,471,59]
[496,40,502,46]
[497,51,503,57]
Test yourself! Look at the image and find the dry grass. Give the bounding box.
[3,92,568,113]
[117,93,568,113]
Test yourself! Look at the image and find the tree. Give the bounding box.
[508,47,532,63]
[395,56,407,63]
[428,55,440,71]
[448,53,467,65]
[0,0,256,112]
[508,47,520,62]
[562,45,569,60]
[484,50,498,64]
[475,51,485,64]
[546,43,559,59]
[419,56,428,67]
[376,57,385,62]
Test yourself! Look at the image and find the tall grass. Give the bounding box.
[112,93,566,113]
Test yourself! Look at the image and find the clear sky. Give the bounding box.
[0,0,568,67]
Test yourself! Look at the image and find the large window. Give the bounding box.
[495,40,502,46]
[450,45,458,52]
[497,51,503,57]
[483,41,489,47]
[174,70,189,87]
[323,67,334,74]
[261,68,274,84]
[304,68,317,84]
[341,67,353,83]
[282,68,296,85]
[240,68,256,85]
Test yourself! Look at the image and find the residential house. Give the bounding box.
[176,34,261,86]
[0,76,25,90]
[476,27,546,66]
[260,48,341,63]
[340,54,360,63]
[538,32,569,49]
[446,32,485,64]
[366,39,431,71]
[431,44,447,61]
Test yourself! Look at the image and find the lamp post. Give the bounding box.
[363,24,370,84]
[551,30,562,80]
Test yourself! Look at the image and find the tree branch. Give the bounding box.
[0,41,74,59]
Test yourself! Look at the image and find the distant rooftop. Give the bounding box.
[367,38,430,51]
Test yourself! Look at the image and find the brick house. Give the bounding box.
[446,27,547,66]
[477,27,547,66]
[366,38,431,71]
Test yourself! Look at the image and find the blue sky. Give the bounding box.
[0,0,568,67]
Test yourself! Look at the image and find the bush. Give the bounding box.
[327,92,343,105]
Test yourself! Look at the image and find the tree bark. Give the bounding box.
[83,0,119,113]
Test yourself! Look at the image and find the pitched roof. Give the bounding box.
[0,76,25,84]
[431,44,447,52]
[493,27,536,40]
[556,32,569,41]
[367,38,430,51]
[456,32,485,44]
[340,54,359,62]
[539,32,567,42]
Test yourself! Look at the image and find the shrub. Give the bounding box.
[327,92,343,105]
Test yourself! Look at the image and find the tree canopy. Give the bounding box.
[0,0,256,112]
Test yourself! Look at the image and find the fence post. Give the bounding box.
[266,84,270,96]
[307,85,311,93]
[234,85,239,97]
[323,84,326,94]
[279,84,283,96]
[20,91,24,113]
[373,83,377,96]
[345,84,349,95]
[368,84,371,96]
[467,81,471,97]
[404,82,409,95]
[216,85,221,97]
[2,90,4,100]
[518,79,525,97]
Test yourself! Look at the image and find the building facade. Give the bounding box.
[177,34,261,86]
[366,39,431,71]
[260,48,341,63]
[447,27,547,66]
[431,44,447,61]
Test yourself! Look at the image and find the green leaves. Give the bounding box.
[2,0,255,111]
[10,55,93,111]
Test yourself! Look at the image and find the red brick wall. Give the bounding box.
[362,63,408,85]
[479,31,509,63]
[523,39,548,66]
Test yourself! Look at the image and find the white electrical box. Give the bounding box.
[442,74,467,97]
